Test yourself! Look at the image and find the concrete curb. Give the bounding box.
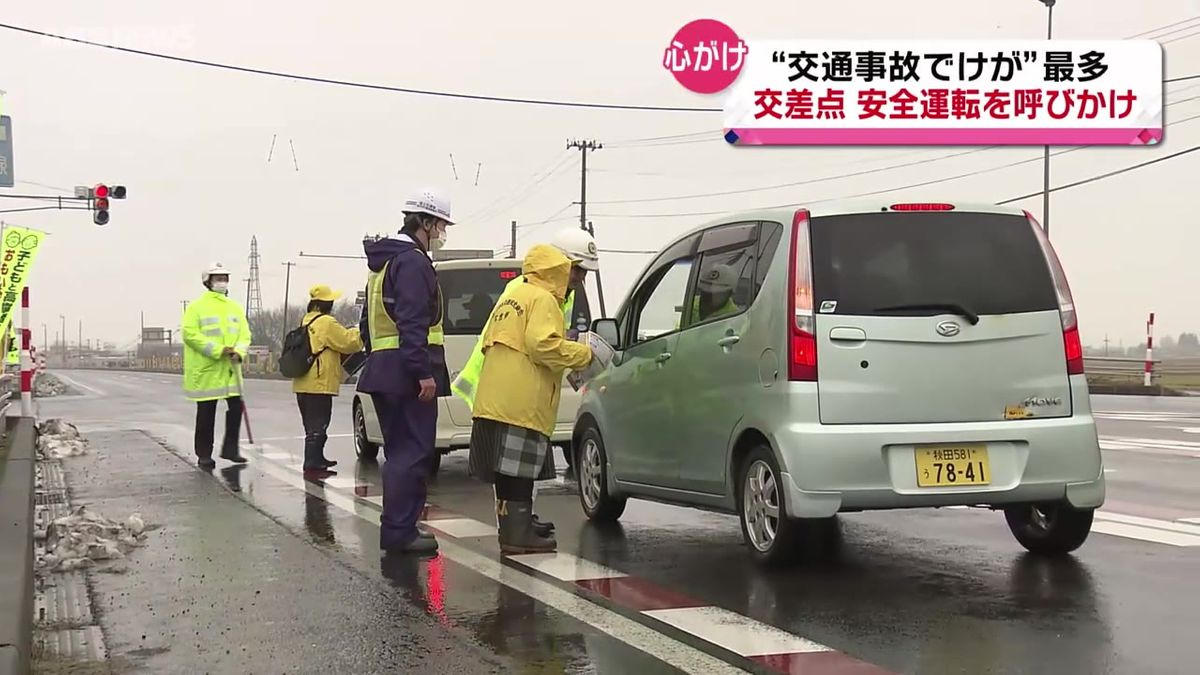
[0,417,36,675]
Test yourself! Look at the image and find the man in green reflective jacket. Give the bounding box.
[183,262,252,469]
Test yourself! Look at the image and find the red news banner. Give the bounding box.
[683,37,1162,146]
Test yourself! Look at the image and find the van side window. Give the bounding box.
[755,222,784,292]
[681,221,764,329]
[627,258,695,345]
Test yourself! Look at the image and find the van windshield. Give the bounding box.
[808,211,1058,317]
[439,267,520,335]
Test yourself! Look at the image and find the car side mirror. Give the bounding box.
[592,318,621,350]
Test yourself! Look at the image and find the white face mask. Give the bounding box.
[429,225,448,251]
[210,280,229,294]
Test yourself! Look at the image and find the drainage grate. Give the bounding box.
[35,491,67,506]
[34,572,93,627]
[37,626,107,661]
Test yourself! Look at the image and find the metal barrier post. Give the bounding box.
[1144,312,1155,388]
[19,287,32,416]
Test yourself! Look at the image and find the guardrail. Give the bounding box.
[0,373,15,419]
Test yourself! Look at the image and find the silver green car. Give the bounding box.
[574,201,1104,566]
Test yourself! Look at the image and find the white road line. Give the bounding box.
[507,552,629,582]
[260,452,294,461]
[423,518,500,539]
[643,606,828,657]
[1095,512,1200,537]
[244,454,746,674]
[52,373,106,396]
[363,495,383,506]
[1090,522,1200,547]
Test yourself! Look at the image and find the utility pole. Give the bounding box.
[1038,0,1055,236]
[587,221,608,317]
[78,320,82,362]
[509,220,517,259]
[567,139,601,231]
[282,261,296,334]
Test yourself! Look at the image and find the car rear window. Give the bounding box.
[808,212,1058,317]
[439,267,520,335]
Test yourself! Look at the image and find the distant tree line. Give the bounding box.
[1084,332,1200,358]
[247,300,361,353]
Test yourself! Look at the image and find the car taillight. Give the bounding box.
[787,208,817,381]
[1025,210,1084,375]
[888,202,956,211]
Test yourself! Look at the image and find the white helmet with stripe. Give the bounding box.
[402,187,455,225]
[549,227,599,271]
[201,262,231,283]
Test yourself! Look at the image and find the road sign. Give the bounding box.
[0,116,12,188]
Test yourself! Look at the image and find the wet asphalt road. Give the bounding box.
[40,370,1200,674]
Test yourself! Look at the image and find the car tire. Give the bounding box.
[1004,502,1094,555]
[353,400,380,462]
[577,426,626,522]
[737,445,813,568]
[430,450,443,477]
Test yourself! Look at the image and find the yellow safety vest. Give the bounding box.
[675,294,740,330]
[366,259,444,352]
[451,276,573,411]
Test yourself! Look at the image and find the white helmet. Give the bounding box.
[201,262,231,283]
[697,263,738,293]
[401,187,455,225]
[549,227,599,271]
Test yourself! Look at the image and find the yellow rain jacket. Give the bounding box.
[472,245,593,438]
[292,312,364,395]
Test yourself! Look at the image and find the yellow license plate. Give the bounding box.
[914,445,991,487]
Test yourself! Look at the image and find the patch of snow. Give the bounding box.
[36,419,90,459]
[34,505,149,577]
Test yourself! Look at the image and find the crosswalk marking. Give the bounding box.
[508,551,630,582]
[1098,436,1200,458]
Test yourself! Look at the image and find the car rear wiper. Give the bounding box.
[872,302,980,325]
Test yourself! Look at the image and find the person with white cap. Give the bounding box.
[290,284,363,474]
[356,187,453,555]
[694,262,742,323]
[547,227,599,340]
[182,262,252,469]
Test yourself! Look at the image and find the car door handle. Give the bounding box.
[655,352,672,363]
[717,335,741,347]
[829,327,867,342]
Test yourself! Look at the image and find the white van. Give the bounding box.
[352,258,585,473]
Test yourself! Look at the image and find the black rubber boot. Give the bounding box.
[497,500,556,554]
[531,514,555,538]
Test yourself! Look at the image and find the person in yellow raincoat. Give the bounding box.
[291,285,364,473]
[467,244,594,554]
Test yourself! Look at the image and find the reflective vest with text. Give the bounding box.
[451,275,573,411]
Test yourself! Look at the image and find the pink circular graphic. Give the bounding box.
[663,19,747,95]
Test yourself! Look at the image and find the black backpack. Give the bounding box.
[278,315,328,378]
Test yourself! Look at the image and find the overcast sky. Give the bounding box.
[1,0,1198,350]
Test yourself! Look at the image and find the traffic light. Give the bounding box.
[89,183,126,226]
[93,184,109,225]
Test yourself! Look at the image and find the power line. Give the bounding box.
[462,153,577,224]
[589,109,1200,220]
[593,92,1200,206]
[1126,16,1200,38]
[997,143,1200,204]
[0,22,720,114]
[1167,74,1200,83]
[2,16,1195,118]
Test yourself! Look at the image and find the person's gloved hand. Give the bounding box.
[417,377,437,402]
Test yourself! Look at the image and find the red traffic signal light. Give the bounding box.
[93,183,110,225]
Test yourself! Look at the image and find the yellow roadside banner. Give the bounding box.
[0,224,47,338]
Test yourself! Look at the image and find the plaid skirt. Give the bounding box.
[468,418,556,483]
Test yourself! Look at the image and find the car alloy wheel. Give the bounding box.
[743,459,781,552]
[581,437,603,511]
